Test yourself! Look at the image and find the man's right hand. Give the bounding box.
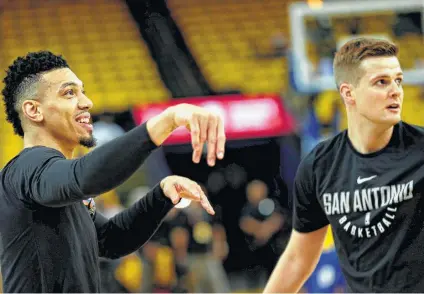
[146,103,226,167]
[168,103,225,166]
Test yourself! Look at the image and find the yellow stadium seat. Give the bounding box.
[167,0,292,93]
[314,91,339,126]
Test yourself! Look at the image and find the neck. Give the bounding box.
[347,115,394,154]
[23,130,75,159]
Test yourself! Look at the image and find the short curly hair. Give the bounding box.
[2,51,69,137]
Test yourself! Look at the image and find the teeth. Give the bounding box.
[77,118,90,123]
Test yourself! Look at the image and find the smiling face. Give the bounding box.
[22,68,96,148]
[342,56,404,126]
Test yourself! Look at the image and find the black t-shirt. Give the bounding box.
[0,123,173,293]
[293,121,424,293]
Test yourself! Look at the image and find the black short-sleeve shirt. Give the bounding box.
[293,121,424,292]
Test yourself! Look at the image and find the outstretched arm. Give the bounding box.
[93,184,172,259]
[94,175,215,259]
[11,104,225,207]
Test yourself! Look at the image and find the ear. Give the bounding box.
[22,100,44,122]
[340,83,355,106]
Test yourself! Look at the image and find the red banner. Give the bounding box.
[132,94,295,145]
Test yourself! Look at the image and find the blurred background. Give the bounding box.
[0,0,422,292]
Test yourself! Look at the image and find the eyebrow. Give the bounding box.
[371,72,404,80]
[59,82,84,90]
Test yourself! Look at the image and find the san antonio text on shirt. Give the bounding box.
[322,180,414,238]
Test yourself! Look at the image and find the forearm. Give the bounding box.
[74,122,159,196]
[264,253,312,293]
[96,184,173,259]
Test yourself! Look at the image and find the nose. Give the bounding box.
[389,80,402,99]
[78,93,93,110]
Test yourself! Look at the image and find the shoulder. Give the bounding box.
[1,146,64,177]
[388,121,424,152]
[20,146,65,160]
[299,131,347,176]
[398,121,424,141]
[0,147,65,207]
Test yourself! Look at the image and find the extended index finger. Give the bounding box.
[200,193,215,215]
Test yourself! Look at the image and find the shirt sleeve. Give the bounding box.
[292,151,329,233]
[5,122,158,208]
[93,183,173,259]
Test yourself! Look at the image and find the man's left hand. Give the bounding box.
[160,175,215,215]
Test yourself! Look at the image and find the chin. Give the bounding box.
[79,135,97,148]
[381,116,401,127]
[390,114,402,124]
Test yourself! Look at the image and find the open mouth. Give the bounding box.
[75,113,93,132]
[387,103,400,110]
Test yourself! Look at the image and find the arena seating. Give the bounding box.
[330,14,423,70]
[167,0,291,94]
[0,0,422,166]
[167,0,423,133]
[0,0,170,166]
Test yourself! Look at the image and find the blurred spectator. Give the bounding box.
[99,253,144,293]
[240,180,285,256]
[232,179,285,291]
[183,195,231,293]
[224,163,247,190]
[138,185,231,293]
[309,18,337,59]
[348,17,361,35]
[206,171,227,194]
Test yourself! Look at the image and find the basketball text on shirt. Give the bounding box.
[322,180,414,238]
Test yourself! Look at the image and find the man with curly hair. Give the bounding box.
[0,51,226,292]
